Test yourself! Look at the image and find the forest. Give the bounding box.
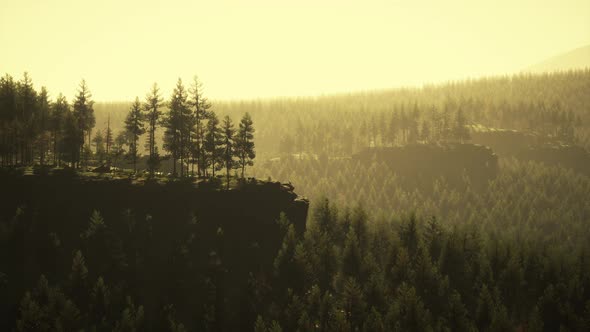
[0,74,256,183]
[1,70,590,331]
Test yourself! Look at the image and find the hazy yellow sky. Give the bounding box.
[1,0,589,100]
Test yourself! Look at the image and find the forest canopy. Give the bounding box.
[1,69,590,331]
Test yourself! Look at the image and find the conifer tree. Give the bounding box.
[341,228,362,278]
[36,87,51,165]
[50,93,69,166]
[144,83,163,175]
[89,277,111,328]
[163,79,190,176]
[235,112,255,178]
[17,72,38,164]
[189,76,211,177]
[0,74,18,166]
[105,115,113,165]
[420,120,432,143]
[111,131,127,167]
[203,112,223,177]
[221,115,235,189]
[124,97,145,172]
[69,250,89,308]
[61,108,83,168]
[453,108,470,142]
[92,130,105,164]
[72,80,95,168]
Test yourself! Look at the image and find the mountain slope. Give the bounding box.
[525,45,590,73]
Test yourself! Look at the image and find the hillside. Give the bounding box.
[525,45,590,73]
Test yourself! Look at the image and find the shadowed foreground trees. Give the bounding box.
[2,193,588,331]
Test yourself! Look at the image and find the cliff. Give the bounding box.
[352,143,498,187]
[0,172,308,330]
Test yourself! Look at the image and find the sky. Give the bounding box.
[1,0,589,101]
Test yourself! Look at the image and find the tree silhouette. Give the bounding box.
[235,112,255,178]
[453,108,470,142]
[61,108,83,167]
[72,80,95,168]
[124,98,145,173]
[163,79,190,177]
[221,115,235,189]
[36,87,51,166]
[105,115,113,165]
[144,83,163,175]
[189,76,211,177]
[50,93,68,166]
[92,129,105,164]
[204,112,223,177]
[17,73,38,165]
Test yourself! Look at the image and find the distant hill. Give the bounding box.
[525,45,590,73]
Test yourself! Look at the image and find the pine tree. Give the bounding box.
[36,87,51,165]
[105,115,113,165]
[17,72,38,164]
[124,97,145,173]
[420,120,431,143]
[189,76,211,177]
[92,130,105,165]
[363,307,385,332]
[61,108,83,168]
[400,213,420,257]
[203,112,223,177]
[69,250,89,308]
[221,115,236,189]
[273,224,304,291]
[342,277,366,331]
[475,284,494,331]
[341,228,362,278]
[235,112,255,178]
[163,79,190,177]
[424,216,444,261]
[114,296,145,331]
[453,108,470,142]
[446,290,472,332]
[0,74,18,166]
[72,80,95,168]
[50,93,68,166]
[144,83,163,175]
[89,277,111,328]
[385,283,432,332]
[111,131,127,167]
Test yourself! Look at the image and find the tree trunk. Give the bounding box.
[212,157,215,177]
[53,131,57,166]
[180,131,184,178]
[173,157,177,176]
[133,139,137,173]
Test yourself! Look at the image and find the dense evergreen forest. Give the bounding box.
[1,70,590,331]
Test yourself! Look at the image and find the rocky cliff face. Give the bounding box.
[517,144,590,176]
[470,128,538,156]
[353,143,498,187]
